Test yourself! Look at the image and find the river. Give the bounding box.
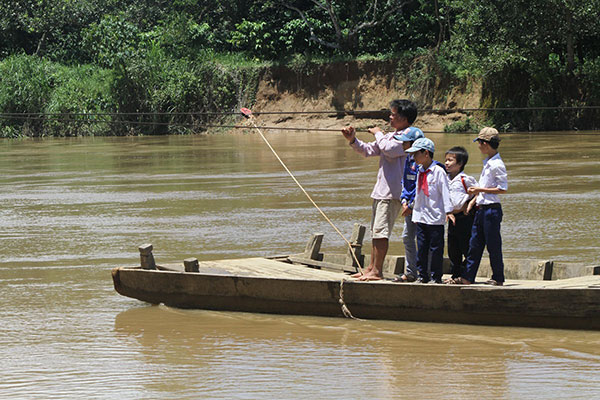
[1,130,599,399]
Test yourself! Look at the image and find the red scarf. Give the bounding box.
[418,169,431,197]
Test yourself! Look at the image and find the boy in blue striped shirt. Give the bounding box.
[392,127,424,283]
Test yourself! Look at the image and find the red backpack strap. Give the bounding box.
[460,175,468,192]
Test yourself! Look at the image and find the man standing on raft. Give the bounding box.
[341,99,417,281]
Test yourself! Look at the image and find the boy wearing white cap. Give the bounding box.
[405,138,455,283]
[447,127,508,285]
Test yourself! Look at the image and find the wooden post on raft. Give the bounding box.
[345,223,366,267]
[139,244,156,270]
[184,258,200,273]
[303,233,324,260]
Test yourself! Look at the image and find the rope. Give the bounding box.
[2,104,600,117]
[244,111,362,320]
[6,113,600,135]
[339,278,362,320]
[0,113,373,132]
[3,109,599,134]
[245,115,364,272]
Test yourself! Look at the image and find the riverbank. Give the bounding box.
[1,55,599,138]
[0,56,480,137]
[252,61,480,133]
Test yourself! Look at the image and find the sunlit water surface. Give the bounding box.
[1,131,599,399]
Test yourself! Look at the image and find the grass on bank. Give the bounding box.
[0,52,265,137]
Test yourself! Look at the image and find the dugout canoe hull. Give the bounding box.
[112,257,600,330]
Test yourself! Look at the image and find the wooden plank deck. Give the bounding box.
[157,257,600,289]
[160,258,353,280]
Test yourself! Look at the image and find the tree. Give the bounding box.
[0,0,105,61]
[444,0,600,76]
[276,0,413,54]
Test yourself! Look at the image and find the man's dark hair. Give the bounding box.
[445,146,469,171]
[477,138,500,150]
[389,99,417,124]
[488,137,500,149]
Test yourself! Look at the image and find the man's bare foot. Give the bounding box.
[351,265,373,278]
[357,270,383,281]
[359,275,383,281]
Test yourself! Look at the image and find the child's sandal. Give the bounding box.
[445,277,471,285]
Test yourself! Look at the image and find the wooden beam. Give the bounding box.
[139,243,156,270]
[303,233,324,260]
[541,260,553,280]
[184,258,200,273]
[345,223,366,266]
[587,265,600,275]
[288,255,356,273]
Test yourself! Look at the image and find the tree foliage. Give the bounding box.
[275,0,413,53]
[2,0,599,67]
[1,0,600,134]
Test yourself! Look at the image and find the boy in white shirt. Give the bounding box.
[444,146,478,281]
[405,138,455,283]
[447,127,508,285]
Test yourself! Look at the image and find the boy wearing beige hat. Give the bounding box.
[447,127,508,285]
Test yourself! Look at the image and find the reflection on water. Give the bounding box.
[111,306,600,399]
[1,132,599,398]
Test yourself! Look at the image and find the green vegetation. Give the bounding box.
[1,0,600,136]
[444,117,479,134]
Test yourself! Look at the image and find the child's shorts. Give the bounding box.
[371,199,402,239]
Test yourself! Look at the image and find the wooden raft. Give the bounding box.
[112,236,600,330]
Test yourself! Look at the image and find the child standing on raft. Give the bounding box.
[444,146,477,281]
[447,127,508,285]
[405,138,455,283]
[392,127,424,283]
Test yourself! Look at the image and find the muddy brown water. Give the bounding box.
[1,131,599,399]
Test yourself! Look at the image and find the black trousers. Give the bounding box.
[416,223,445,282]
[447,213,474,278]
[464,206,505,283]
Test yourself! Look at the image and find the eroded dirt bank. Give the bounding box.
[252,61,482,133]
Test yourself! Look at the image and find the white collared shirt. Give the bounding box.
[449,172,478,212]
[476,153,508,205]
[412,163,454,225]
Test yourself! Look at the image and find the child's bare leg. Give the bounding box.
[359,238,388,281]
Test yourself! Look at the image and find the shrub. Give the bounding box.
[444,116,480,133]
[44,64,116,136]
[0,54,57,137]
[111,47,262,135]
[0,54,116,137]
